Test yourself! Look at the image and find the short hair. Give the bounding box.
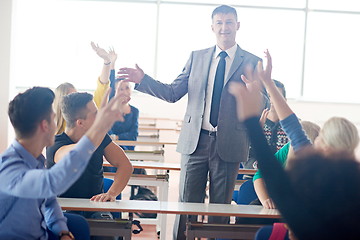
[273,79,286,98]
[8,87,55,139]
[321,117,359,155]
[211,5,237,20]
[61,92,93,129]
[54,82,76,134]
[300,121,320,143]
[287,153,360,238]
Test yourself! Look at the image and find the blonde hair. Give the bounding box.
[321,117,359,155]
[301,121,320,144]
[54,83,76,135]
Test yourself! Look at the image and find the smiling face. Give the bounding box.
[115,80,132,98]
[211,13,240,50]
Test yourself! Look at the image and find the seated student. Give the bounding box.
[229,50,360,239]
[0,87,127,240]
[53,42,115,136]
[46,93,133,211]
[54,83,76,135]
[108,80,139,150]
[245,79,289,170]
[91,43,139,151]
[253,121,320,209]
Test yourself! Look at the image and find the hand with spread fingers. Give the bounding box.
[118,64,145,84]
[257,49,273,87]
[91,41,110,63]
[108,47,117,70]
[90,192,117,202]
[228,67,264,121]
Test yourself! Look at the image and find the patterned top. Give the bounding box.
[263,118,289,154]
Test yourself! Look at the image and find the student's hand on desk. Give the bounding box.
[118,64,144,84]
[90,192,116,202]
[261,198,276,209]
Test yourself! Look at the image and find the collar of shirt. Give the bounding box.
[214,43,237,61]
[11,140,45,169]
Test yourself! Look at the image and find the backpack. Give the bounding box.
[130,186,158,218]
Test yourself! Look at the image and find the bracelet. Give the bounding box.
[104,62,111,65]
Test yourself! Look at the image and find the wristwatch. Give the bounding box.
[59,231,75,239]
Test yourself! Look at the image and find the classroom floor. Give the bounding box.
[132,224,158,239]
[125,144,182,240]
[126,129,209,239]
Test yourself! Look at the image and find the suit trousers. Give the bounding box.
[173,131,241,240]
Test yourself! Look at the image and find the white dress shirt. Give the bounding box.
[202,43,238,131]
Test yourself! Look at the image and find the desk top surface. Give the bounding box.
[103,161,256,174]
[115,140,177,146]
[104,160,181,171]
[58,198,280,219]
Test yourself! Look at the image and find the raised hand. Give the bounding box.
[257,49,273,87]
[108,47,118,64]
[91,41,110,62]
[118,64,145,84]
[228,64,263,121]
[259,108,270,127]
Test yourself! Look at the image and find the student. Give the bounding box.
[245,79,288,170]
[0,86,127,240]
[253,121,320,209]
[229,50,360,239]
[46,92,132,212]
[54,83,76,135]
[118,5,268,239]
[108,80,139,150]
[53,42,115,136]
[91,43,139,150]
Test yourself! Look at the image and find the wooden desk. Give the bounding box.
[104,160,181,171]
[58,198,280,240]
[105,160,255,175]
[124,150,164,162]
[58,198,279,218]
[115,140,177,147]
[139,126,180,132]
[238,169,257,175]
[103,160,176,231]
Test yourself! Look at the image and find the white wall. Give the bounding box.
[0,0,11,152]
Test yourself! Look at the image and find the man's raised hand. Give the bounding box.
[118,64,145,84]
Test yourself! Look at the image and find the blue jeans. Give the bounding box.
[47,213,90,240]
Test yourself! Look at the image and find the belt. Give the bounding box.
[201,129,217,136]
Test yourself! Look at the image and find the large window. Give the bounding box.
[11,0,157,91]
[303,11,360,103]
[10,0,360,107]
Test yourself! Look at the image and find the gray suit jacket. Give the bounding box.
[135,45,268,162]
